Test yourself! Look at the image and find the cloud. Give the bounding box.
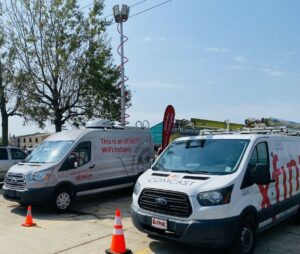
[206,47,229,53]
[143,37,166,43]
[234,55,248,63]
[259,67,287,76]
[139,81,183,90]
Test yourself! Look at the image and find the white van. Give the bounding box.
[3,120,154,211]
[131,130,300,254]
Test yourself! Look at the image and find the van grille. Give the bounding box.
[138,188,192,217]
[4,173,26,190]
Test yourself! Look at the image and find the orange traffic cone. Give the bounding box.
[21,205,36,227]
[105,209,132,254]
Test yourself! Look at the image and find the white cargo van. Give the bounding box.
[3,120,154,211]
[131,129,300,253]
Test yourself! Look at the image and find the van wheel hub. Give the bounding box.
[240,226,253,252]
[56,192,71,210]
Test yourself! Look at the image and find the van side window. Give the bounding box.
[11,149,27,160]
[60,141,91,171]
[0,148,8,160]
[257,143,269,164]
[72,142,91,167]
[247,148,258,172]
[242,142,269,188]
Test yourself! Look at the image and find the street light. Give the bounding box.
[113,4,129,23]
[113,4,130,126]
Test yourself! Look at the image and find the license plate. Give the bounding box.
[151,217,168,230]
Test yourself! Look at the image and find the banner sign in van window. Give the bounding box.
[162,105,175,150]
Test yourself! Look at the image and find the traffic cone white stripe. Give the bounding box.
[113,228,124,235]
[115,216,122,226]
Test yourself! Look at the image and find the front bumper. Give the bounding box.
[3,186,55,205]
[131,205,240,247]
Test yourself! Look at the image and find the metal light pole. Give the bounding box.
[113,4,130,126]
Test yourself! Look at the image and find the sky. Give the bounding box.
[5,0,300,136]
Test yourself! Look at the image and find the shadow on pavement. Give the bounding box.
[4,187,134,222]
[148,240,221,254]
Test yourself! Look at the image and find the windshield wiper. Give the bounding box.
[25,161,46,164]
[170,170,211,174]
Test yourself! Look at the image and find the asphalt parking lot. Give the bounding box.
[1,184,300,254]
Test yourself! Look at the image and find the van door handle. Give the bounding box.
[89,164,95,169]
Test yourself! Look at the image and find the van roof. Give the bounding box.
[45,127,150,141]
[175,133,300,142]
[46,129,95,141]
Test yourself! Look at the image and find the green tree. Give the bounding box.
[0,5,24,146]
[6,0,123,132]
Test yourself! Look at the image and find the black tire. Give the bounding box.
[18,202,28,207]
[52,187,74,212]
[229,217,256,254]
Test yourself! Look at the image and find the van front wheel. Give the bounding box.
[52,188,73,212]
[230,217,256,254]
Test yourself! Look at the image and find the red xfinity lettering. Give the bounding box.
[258,185,271,208]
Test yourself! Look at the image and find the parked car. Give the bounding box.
[0,146,27,180]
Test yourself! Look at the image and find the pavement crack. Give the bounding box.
[52,229,129,254]
[69,209,105,220]
[52,233,111,254]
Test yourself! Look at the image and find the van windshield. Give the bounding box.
[24,141,74,163]
[152,139,249,175]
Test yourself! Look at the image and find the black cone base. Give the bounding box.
[105,248,132,254]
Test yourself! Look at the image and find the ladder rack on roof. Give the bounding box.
[199,129,237,135]
[199,126,300,136]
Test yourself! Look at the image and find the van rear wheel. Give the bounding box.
[230,217,256,254]
[52,188,73,212]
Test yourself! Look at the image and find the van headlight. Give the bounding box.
[133,181,142,195]
[197,185,233,206]
[30,169,52,182]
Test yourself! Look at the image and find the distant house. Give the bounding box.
[10,132,51,148]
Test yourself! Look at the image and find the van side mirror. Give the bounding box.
[252,163,271,185]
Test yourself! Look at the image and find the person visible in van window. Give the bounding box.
[157,145,163,155]
[154,145,163,159]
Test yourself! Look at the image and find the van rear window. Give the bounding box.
[152,139,249,175]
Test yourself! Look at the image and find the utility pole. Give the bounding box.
[113,4,130,126]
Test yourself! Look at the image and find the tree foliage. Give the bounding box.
[5,0,123,132]
[0,4,24,146]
